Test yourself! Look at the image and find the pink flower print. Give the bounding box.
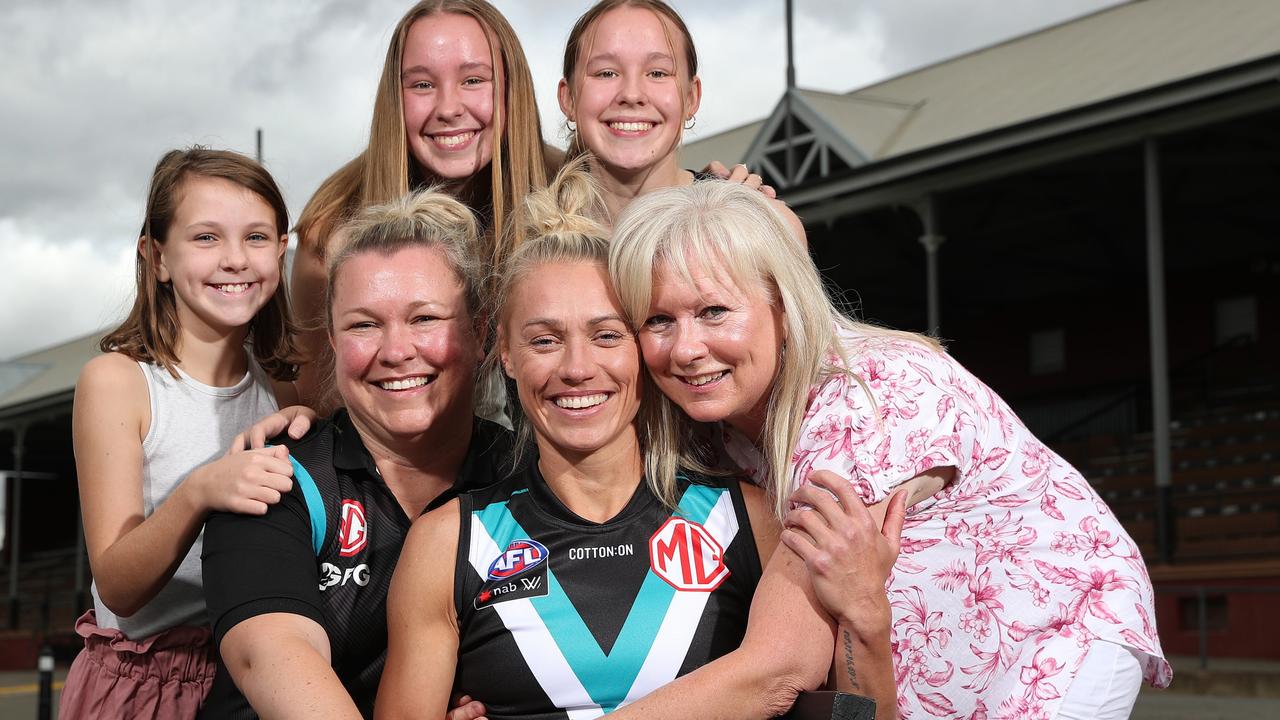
[859,357,888,385]
[1032,584,1049,609]
[960,608,993,640]
[905,647,931,682]
[995,696,1048,720]
[905,427,930,459]
[1008,601,1076,644]
[1033,562,1138,625]
[1076,516,1119,560]
[1050,531,1080,556]
[806,414,858,461]
[1019,648,1065,701]
[932,560,971,591]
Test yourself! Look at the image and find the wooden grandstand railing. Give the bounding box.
[1058,404,1280,564]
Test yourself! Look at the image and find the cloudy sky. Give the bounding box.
[0,0,1123,360]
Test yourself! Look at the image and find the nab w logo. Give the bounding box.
[649,517,729,591]
[487,539,549,580]
[338,499,368,557]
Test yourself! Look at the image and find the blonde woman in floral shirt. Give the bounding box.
[609,181,1170,720]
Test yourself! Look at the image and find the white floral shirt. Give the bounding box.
[722,327,1171,720]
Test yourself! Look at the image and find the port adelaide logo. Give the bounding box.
[338,499,368,557]
[476,539,550,609]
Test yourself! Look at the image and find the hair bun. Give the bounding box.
[520,155,607,243]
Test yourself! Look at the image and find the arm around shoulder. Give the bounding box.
[375,500,462,720]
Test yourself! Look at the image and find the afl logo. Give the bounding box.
[487,539,548,580]
[338,500,368,557]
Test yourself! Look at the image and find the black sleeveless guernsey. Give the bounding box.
[454,466,762,719]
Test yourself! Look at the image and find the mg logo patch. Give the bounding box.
[649,517,729,591]
[487,539,548,580]
[338,499,368,557]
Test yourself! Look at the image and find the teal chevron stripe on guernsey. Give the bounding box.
[620,487,739,706]
[288,455,327,555]
[472,483,726,714]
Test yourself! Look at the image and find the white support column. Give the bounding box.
[918,195,946,336]
[1144,138,1174,564]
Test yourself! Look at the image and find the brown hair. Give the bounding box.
[561,0,699,159]
[101,147,300,381]
[296,0,547,273]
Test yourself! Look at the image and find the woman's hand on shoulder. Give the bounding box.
[701,161,807,246]
[781,470,904,635]
[701,160,777,198]
[229,405,319,453]
[188,446,294,516]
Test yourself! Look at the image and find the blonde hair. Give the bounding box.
[327,189,483,330]
[560,0,698,161]
[610,182,938,517]
[492,158,706,505]
[297,0,547,273]
[102,147,300,381]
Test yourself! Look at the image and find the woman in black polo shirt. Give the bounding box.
[200,190,510,719]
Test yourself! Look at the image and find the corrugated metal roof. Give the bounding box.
[679,119,766,175]
[0,331,103,415]
[680,0,1280,167]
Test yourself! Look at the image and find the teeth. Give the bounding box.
[555,393,608,409]
[432,131,474,147]
[379,376,431,391]
[684,371,726,387]
[609,121,653,132]
[214,283,250,294]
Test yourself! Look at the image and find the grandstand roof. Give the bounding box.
[679,0,1280,186]
[0,331,102,424]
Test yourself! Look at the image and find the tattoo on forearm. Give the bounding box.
[842,630,860,690]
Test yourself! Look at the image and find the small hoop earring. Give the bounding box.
[566,120,577,132]
[684,116,696,130]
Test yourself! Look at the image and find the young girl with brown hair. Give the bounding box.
[61,148,301,719]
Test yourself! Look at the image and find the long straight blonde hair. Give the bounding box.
[296,0,547,272]
[610,182,937,517]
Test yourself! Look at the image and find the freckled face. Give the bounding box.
[558,6,701,176]
[501,261,642,460]
[638,259,784,438]
[401,13,500,181]
[330,245,481,442]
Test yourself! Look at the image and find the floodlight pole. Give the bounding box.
[256,128,264,163]
[784,0,796,186]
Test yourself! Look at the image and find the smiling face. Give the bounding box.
[500,261,642,461]
[401,12,499,181]
[330,245,481,443]
[558,5,701,176]
[639,257,784,439]
[152,175,286,342]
